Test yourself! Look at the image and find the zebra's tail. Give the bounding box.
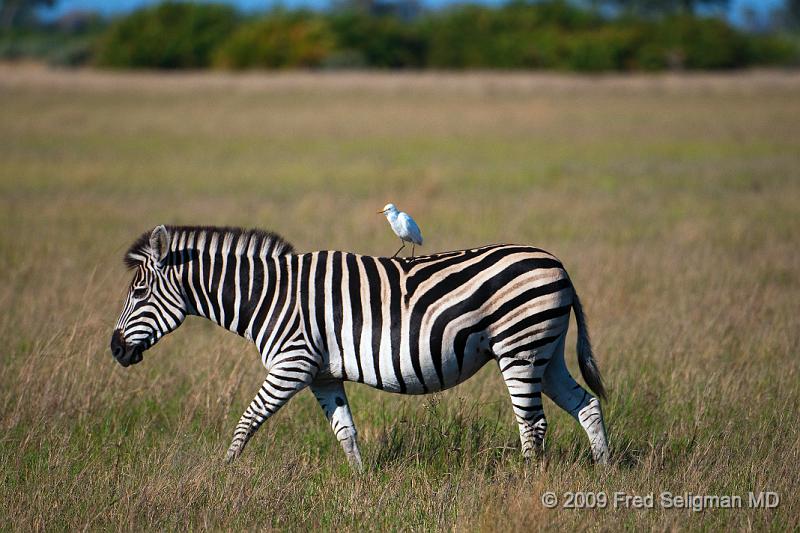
[572,287,607,401]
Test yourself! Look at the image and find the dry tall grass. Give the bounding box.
[1,67,799,530]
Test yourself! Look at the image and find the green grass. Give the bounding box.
[1,68,799,530]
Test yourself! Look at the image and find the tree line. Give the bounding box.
[1,0,798,70]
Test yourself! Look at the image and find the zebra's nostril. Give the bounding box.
[110,329,126,359]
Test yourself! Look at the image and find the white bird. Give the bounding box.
[378,203,423,258]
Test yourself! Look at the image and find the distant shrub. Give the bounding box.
[213,13,334,69]
[42,0,800,72]
[328,12,427,68]
[95,2,238,69]
[0,30,98,67]
[422,4,541,68]
[0,32,36,61]
[522,28,569,69]
[520,0,601,31]
[320,49,368,69]
[422,0,605,69]
[424,4,557,69]
[634,16,749,70]
[47,38,95,67]
[745,34,799,66]
[421,5,495,68]
[565,27,642,71]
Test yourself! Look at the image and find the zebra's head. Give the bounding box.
[110,225,187,367]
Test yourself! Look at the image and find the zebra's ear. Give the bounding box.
[149,225,171,266]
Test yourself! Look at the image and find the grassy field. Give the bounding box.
[1,66,799,531]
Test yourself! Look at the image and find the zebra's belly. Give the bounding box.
[334,340,494,395]
[349,359,493,394]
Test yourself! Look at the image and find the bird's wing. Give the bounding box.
[400,213,423,245]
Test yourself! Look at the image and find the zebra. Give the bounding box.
[110,225,610,469]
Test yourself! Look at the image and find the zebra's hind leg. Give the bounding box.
[225,358,316,463]
[498,356,549,460]
[310,380,363,471]
[542,335,609,464]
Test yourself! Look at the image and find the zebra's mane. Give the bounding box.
[124,225,295,270]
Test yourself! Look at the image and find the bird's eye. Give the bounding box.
[132,287,148,299]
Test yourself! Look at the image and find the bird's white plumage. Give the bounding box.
[396,213,423,245]
[380,203,423,258]
[381,204,423,245]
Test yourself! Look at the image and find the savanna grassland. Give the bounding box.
[1,66,799,531]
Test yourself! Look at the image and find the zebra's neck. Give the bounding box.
[167,227,298,357]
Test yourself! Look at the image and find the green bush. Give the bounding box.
[47,37,95,67]
[328,12,427,68]
[521,28,569,69]
[79,0,800,71]
[422,5,495,68]
[745,34,799,66]
[517,0,601,31]
[422,0,604,69]
[95,2,238,68]
[213,13,334,69]
[0,30,99,67]
[565,26,643,71]
[634,16,749,70]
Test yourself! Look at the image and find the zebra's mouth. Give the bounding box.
[111,329,149,367]
[117,345,144,367]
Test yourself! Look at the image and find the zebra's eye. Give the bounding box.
[132,287,148,299]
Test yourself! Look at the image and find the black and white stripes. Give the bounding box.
[111,225,609,468]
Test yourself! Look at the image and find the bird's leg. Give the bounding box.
[392,241,405,258]
[411,244,415,258]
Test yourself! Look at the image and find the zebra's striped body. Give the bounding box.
[111,225,609,468]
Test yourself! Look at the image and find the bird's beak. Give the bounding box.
[376,210,385,214]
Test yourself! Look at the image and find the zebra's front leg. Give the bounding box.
[499,357,548,460]
[310,380,363,471]
[225,359,316,463]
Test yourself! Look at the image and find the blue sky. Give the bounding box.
[40,0,785,26]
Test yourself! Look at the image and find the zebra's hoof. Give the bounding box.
[593,453,610,466]
[348,456,364,473]
[225,446,240,464]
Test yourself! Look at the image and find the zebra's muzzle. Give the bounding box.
[110,329,144,367]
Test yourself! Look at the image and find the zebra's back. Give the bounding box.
[301,244,574,394]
